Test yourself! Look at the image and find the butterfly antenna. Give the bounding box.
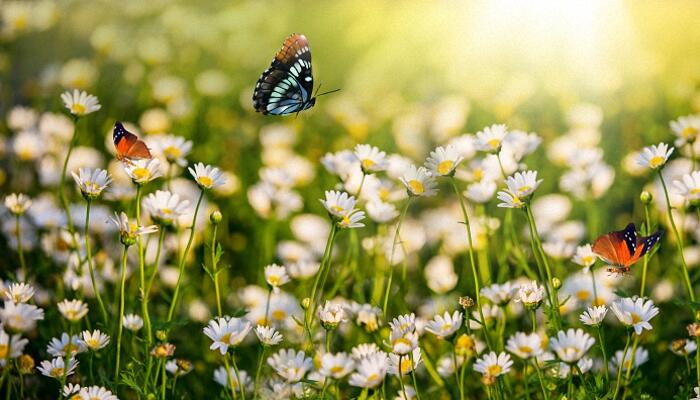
[313,82,323,98]
[316,88,341,97]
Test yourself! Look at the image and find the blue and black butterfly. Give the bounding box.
[253,33,336,116]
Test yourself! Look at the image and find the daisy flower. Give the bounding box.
[496,190,525,209]
[465,180,497,203]
[188,162,226,190]
[71,167,111,200]
[0,329,28,365]
[389,328,419,355]
[572,244,597,271]
[264,264,290,289]
[504,170,543,198]
[152,134,193,166]
[514,280,545,309]
[425,310,463,339]
[203,316,252,355]
[0,301,44,332]
[4,193,31,215]
[635,142,674,170]
[474,351,513,380]
[354,144,388,173]
[469,304,503,330]
[549,329,595,363]
[609,346,649,371]
[506,332,544,359]
[255,325,283,346]
[80,329,110,351]
[338,209,365,229]
[319,352,356,379]
[166,359,194,376]
[366,201,399,224]
[318,301,347,330]
[349,352,388,388]
[673,171,700,204]
[610,297,659,335]
[62,384,81,398]
[389,313,417,335]
[351,343,381,361]
[142,190,190,226]
[123,314,144,331]
[267,349,313,382]
[60,89,101,116]
[213,366,252,391]
[425,145,464,176]
[57,299,88,322]
[37,357,78,379]
[109,211,159,247]
[76,386,118,400]
[670,115,700,146]
[150,343,176,358]
[670,339,697,356]
[4,282,35,303]
[692,387,700,400]
[46,333,86,357]
[475,124,509,153]
[579,305,608,326]
[320,190,357,219]
[388,348,422,376]
[480,282,518,305]
[124,158,163,184]
[399,165,438,197]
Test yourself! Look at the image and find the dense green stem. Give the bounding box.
[612,333,632,400]
[114,246,129,381]
[84,200,108,325]
[15,215,26,279]
[383,199,411,316]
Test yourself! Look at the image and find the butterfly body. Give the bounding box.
[113,122,152,163]
[592,223,662,273]
[253,34,316,115]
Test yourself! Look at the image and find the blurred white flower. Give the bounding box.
[354,144,388,173]
[80,329,110,351]
[609,346,649,372]
[255,325,283,346]
[610,297,659,335]
[320,352,355,379]
[636,143,673,170]
[123,314,144,331]
[143,190,190,226]
[264,264,290,289]
[4,193,32,215]
[189,162,226,189]
[37,357,78,379]
[425,310,462,339]
[348,352,388,388]
[366,201,399,223]
[60,89,101,116]
[57,299,88,322]
[152,134,192,167]
[475,124,508,153]
[579,305,608,326]
[71,168,111,200]
[465,180,497,203]
[425,145,464,176]
[670,115,700,146]
[673,171,700,204]
[267,349,313,382]
[549,329,595,363]
[506,332,543,359]
[399,165,437,197]
[124,158,163,184]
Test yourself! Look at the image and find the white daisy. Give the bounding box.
[71,167,111,200]
[366,201,399,224]
[610,297,659,335]
[80,329,110,351]
[609,346,649,372]
[354,144,388,173]
[425,310,463,339]
[399,165,438,197]
[255,325,283,346]
[123,314,144,331]
[4,193,31,215]
[76,386,118,400]
[108,211,159,246]
[388,348,422,376]
[0,328,28,365]
[474,351,513,378]
[188,162,226,189]
[213,366,252,392]
[670,115,700,146]
[152,134,193,167]
[549,329,595,363]
[124,158,163,184]
[165,359,194,376]
[504,170,543,198]
[635,142,674,170]
[673,171,700,204]
[57,299,88,322]
[572,244,597,271]
[203,316,252,355]
[481,282,518,305]
[46,333,86,357]
[60,89,101,116]
[465,180,497,203]
[37,357,78,379]
[319,352,355,379]
[475,124,508,153]
[318,301,348,330]
[506,332,544,359]
[469,304,503,330]
[496,190,525,209]
[579,305,608,326]
[267,348,313,382]
[425,145,464,176]
[4,282,35,303]
[320,190,357,219]
[264,264,291,288]
[338,209,365,229]
[0,301,44,332]
[142,190,190,226]
[348,352,388,388]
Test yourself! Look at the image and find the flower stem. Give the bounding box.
[532,359,549,400]
[640,203,652,297]
[597,327,610,383]
[58,117,82,263]
[167,190,205,321]
[84,200,108,325]
[253,346,266,398]
[383,198,411,316]
[231,352,246,400]
[115,245,129,381]
[14,215,26,279]
[306,224,339,331]
[211,222,222,316]
[612,332,632,400]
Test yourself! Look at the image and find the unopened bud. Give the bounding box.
[552,278,561,290]
[481,374,497,386]
[688,322,700,337]
[301,297,311,310]
[459,296,475,309]
[210,210,222,225]
[640,191,652,205]
[18,355,34,374]
[156,330,168,341]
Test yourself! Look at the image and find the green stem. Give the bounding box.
[84,200,108,325]
[167,190,205,321]
[640,203,652,297]
[231,353,246,400]
[383,198,411,316]
[211,223,222,316]
[532,359,549,400]
[145,228,166,316]
[253,346,266,398]
[114,246,129,381]
[306,225,339,332]
[612,332,632,400]
[525,204,561,328]
[597,327,610,383]
[223,357,238,400]
[161,359,167,400]
[58,117,82,265]
[410,350,422,400]
[15,215,26,279]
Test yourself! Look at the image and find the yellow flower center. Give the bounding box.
[366,373,380,385]
[437,160,454,175]
[487,364,502,376]
[86,338,99,348]
[582,255,594,265]
[682,127,698,139]
[50,367,64,377]
[164,146,181,159]
[331,205,345,213]
[487,138,501,150]
[648,156,665,168]
[330,365,345,374]
[575,290,590,301]
[400,358,412,374]
[198,176,213,187]
[630,313,641,324]
[518,185,531,194]
[341,216,351,226]
[267,275,281,286]
[691,188,700,195]
[361,159,375,169]
[440,323,453,333]
[379,188,390,201]
[17,148,33,161]
[161,208,173,215]
[70,103,86,115]
[272,310,287,321]
[0,345,8,359]
[393,337,412,349]
[63,343,78,353]
[518,345,533,354]
[408,179,424,195]
[132,167,150,180]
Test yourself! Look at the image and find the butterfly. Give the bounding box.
[591,223,662,273]
[253,33,337,116]
[113,121,152,163]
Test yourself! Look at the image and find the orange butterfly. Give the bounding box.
[591,223,662,273]
[113,122,152,163]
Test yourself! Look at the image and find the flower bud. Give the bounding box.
[156,330,168,341]
[640,191,653,205]
[301,297,311,310]
[688,322,700,337]
[210,210,222,225]
[551,278,561,290]
[18,355,34,374]
[459,296,475,309]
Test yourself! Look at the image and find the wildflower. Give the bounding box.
[579,305,608,326]
[142,190,190,226]
[514,280,545,309]
[670,115,700,145]
[469,304,503,330]
[425,145,464,176]
[481,282,518,305]
[673,171,700,205]
[399,165,438,197]
[689,323,700,337]
[349,352,388,388]
[46,333,86,357]
[109,211,159,247]
[255,325,283,346]
[124,158,163,184]
[123,314,144,331]
[320,190,358,219]
[351,343,382,360]
[76,386,118,400]
[264,264,291,289]
[318,301,347,330]
[693,387,700,400]
[454,333,480,357]
[81,330,110,351]
[213,366,252,391]
[505,170,542,198]
[389,313,417,335]
[320,352,356,379]
[70,168,111,201]
[203,316,252,355]
[0,301,44,332]
[474,351,513,382]
[465,180,497,203]
[506,332,544,359]
[4,193,31,215]
[151,343,176,358]
[425,310,463,339]
[670,339,697,356]
[475,124,508,153]
[353,303,382,332]
[389,327,419,355]
[267,348,313,382]
[388,348,422,376]
[0,329,28,365]
[572,244,597,271]
[609,346,649,371]
[366,201,399,223]
[338,209,366,229]
[60,89,101,116]
[354,144,388,173]
[636,142,674,170]
[610,297,659,335]
[4,282,35,303]
[554,357,593,379]
[152,134,193,166]
[189,162,226,189]
[166,359,194,376]
[549,329,595,363]
[62,384,81,397]
[57,299,88,322]
[496,190,525,209]
[37,357,78,379]
[459,296,475,309]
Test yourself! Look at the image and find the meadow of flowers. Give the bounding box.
[4,1,700,400]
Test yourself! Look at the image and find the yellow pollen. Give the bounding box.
[400,358,412,374]
[518,345,533,354]
[408,179,424,195]
[379,188,390,201]
[161,208,172,214]
[648,156,665,168]
[0,344,8,359]
[440,323,453,333]
[268,275,281,286]
[70,103,86,115]
[367,373,380,384]
[393,337,412,348]
[331,205,345,213]
[575,290,590,301]
[682,127,698,139]
[487,364,502,376]
[630,313,641,324]
[198,176,213,187]
[582,256,594,265]
[330,365,344,374]
[487,138,501,149]
[691,188,700,195]
[361,159,375,169]
[86,338,99,348]
[220,333,232,343]
[50,367,64,377]
[437,160,454,175]
[272,310,286,320]
[132,167,150,180]
[518,185,531,194]
[164,146,181,159]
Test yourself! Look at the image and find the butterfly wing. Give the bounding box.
[113,122,152,160]
[634,230,663,259]
[592,233,622,266]
[253,33,314,115]
[592,223,638,268]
